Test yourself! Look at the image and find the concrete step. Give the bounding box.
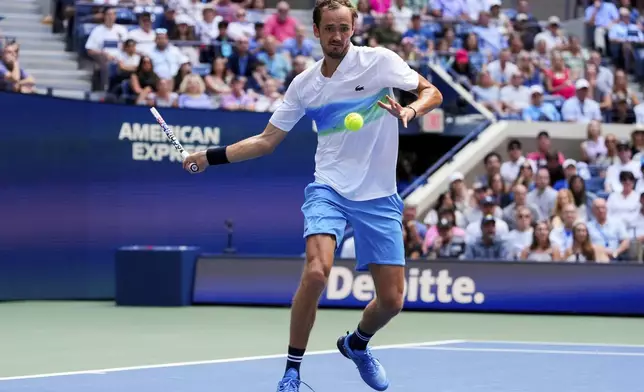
[0,12,43,22]
[0,3,40,13]
[35,78,92,91]
[0,20,53,33]
[19,49,78,60]
[0,30,62,41]
[29,69,91,79]
[20,58,80,70]
[15,40,66,51]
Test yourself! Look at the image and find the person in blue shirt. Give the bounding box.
[608,7,644,71]
[402,14,435,53]
[585,0,619,54]
[522,85,562,122]
[463,215,510,260]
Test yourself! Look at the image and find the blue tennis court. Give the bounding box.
[1,340,641,391]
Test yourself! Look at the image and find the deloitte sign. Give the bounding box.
[325,266,485,305]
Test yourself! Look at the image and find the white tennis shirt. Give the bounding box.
[269,44,420,201]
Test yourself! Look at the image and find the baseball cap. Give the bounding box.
[548,16,561,25]
[482,195,496,205]
[617,138,631,148]
[575,78,590,90]
[530,85,544,95]
[455,49,469,64]
[620,7,630,16]
[516,13,528,21]
[449,172,464,183]
[563,159,577,168]
[481,214,496,225]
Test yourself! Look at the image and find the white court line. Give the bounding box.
[464,339,644,349]
[401,346,644,357]
[0,339,464,382]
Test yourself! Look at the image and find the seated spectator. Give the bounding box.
[612,93,637,124]
[520,220,561,261]
[544,50,576,99]
[527,131,565,167]
[513,159,537,191]
[569,175,597,222]
[513,12,539,52]
[368,11,402,49]
[588,198,631,261]
[249,22,268,54]
[562,35,589,79]
[545,151,566,184]
[564,221,610,263]
[522,85,562,122]
[607,6,644,71]
[246,0,267,24]
[389,0,412,34]
[561,79,602,123]
[127,12,156,56]
[228,36,258,78]
[534,16,568,53]
[605,139,641,192]
[425,218,467,260]
[264,1,298,43]
[399,37,422,70]
[441,26,460,52]
[588,50,614,93]
[500,70,531,117]
[281,25,315,59]
[253,78,283,112]
[580,120,607,164]
[631,193,644,242]
[549,203,580,251]
[607,170,639,227]
[477,152,502,185]
[451,49,476,87]
[109,39,141,89]
[148,29,189,80]
[596,133,620,167]
[584,0,619,55]
[489,172,512,208]
[197,6,224,45]
[503,184,542,229]
[506,207,535,259]
[177,73,212,109]
[169,15,200,65]
[471,70,503,114]
[528,167,558,219]
[531,39,551,71]
[551,188,574,228]
[487,48,519,85]
[500,139,526,186]
[553,159,579,190]
[284,55,308,90]
[175,0,205,25]
[0,44,35,93]
[428,0,470,21]
[404,204,428,240]
[631,126,644,158]
[137,78,178,107]
[228,7,256,41]
[423,192,467,228]
[489,0,513,36]
[257,36,291,83]
[508,33,525,61]
[448,172,472,213]
[402,14,434,53]
[464,215,510,260]
[130,55,159,103]
[220,76,255,111]
[173,61,193,92]
[473,11,506,57]
[422,208,467,255]
[465,196,509,243]
[85,7,129,90]
[214,0,239,22]
[608,69,639,122]
[516,50,541,86]
[204,57,232,95]
[248,61,271,92]
[464,185,503,227]
[462,32,479,54]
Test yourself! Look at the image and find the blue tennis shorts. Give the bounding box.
[301,182,405,271]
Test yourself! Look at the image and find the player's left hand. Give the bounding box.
[378,95,415,128]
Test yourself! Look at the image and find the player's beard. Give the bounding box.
[324,41,347,59]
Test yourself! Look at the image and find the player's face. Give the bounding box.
[314,6,354,60]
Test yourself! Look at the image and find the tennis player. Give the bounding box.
[182,1,443,390]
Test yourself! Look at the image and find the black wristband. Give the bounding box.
[405,106,417,120]
[206,146,230,166]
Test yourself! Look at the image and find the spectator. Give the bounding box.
[632,126,644,158]
[228,36,258,78]
[425,218,467,260]
[531,38,551,71]
[448,172,471,213]
[553,159,579,190]
[423,192,466,228]
[488,0,512,36]
[281,25,315,59]
[284,55,308,90]
[422,208,467,255]
[596,133,620,167]
[220,76,255,111]
[588,198,631,261]
[473,11,507,57]
[561,79,602,123]
[607,170,639,227]
[148,29,188,80]
[612,93,637,124]
[441,26,459,52]
[178,73,212,109]
[500,70,531,117]
[464,215,510,260]
[209,21,235,60]
[138,78,178,107]
[551,189,574,228]
[0,44,35,93]
[608,7,644,72]
[257,35,291,83]
[564,221,610,262]
[404,205,428,239]
[402,14,434,53]
[253,78,283,112]
[465,195,509,243]
[534,16,568,53]
[389,0,412,34]
[569,175,597,222]
[520,220,561,261]
[228,7,256,41]
[562,35,589,79]
[403,208,424,259]
[127,12,156,56]
[522,85,562,122]
[631,193,644,242]
[549,203,580,252]
[111,39,141,88]
[176,0,205,25]
[609,69,639,113]
[580,120,607,164]
[489,172,512,208]
[246,0,267,24]
[500,139,526,186]
[129,56,159,103]
[584,64,609,108]
[544,50,576,99]
[204,57,232,95]
[527,131,565,167]
[486,48,519,85]
[85,7,128,90]
[506,206,535,259]
[214,0,239,22]
[513,159,537,191]
[588,50,614,93]
[368,11,402,48]
[516,50,541,86]
[197,6,224,45]
[545,151,566,184]
[465,184,503,226]
[428,0,469,21]
[451,49,476,87]
[170,15,200,65]
[528,167,558,219]
[503,184,541,229]
[617,0,640,23]
[585,0,619,55]
[471,70,503,114]
[250,22,268,54]
[605,139,641,193]
[477,152,502,185]
[172,61,192,92]
[264,1,298,43]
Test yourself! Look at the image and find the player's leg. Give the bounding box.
[336,194,405,391]
[277,184,347,392]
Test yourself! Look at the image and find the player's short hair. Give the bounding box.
[313,0,358,28]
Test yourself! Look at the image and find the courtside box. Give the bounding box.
[115,246,200,306]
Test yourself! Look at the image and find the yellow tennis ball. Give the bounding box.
[344,113,364,131]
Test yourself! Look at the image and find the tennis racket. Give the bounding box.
[150,107,199,173]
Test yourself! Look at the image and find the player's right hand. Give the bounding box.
[182,150,209,174]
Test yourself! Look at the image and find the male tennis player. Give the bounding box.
[182,1,443,390]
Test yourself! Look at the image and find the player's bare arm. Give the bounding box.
[378,75,443,128]
[182,123,288,173]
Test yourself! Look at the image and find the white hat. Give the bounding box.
[620,7,630,16]
[563,159,577,168]
[575,78,590,90]
[449,172,464,183]
[175,14,194,26]
[548,16,561,25]
[516,13,528,21]
[488,0,502,8]
[530,85,544,95]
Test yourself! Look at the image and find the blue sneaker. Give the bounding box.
[337,334,389,391]
[277,369,315,392]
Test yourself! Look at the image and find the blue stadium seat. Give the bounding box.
[586,177,605,194]
[193,64,211,76]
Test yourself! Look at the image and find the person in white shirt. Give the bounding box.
[588,198,631,261]
[389,0,413,34]
[197,6,223,44]
[147,29,189,80]
[549,203,579,252]
[176,0,205,25]
[527,168,558,218]
[127,12,156,56]
[182,2,444,390]
[506,206,534,260]
[499,70,531,115]
[502,184,542,229]
[630,193,644,243]
[561,78,602,123]
[606,170,640,227]
[500,139,525,186]
[605,139,642,192]
[486,48,519,85]
[85,7,129,90]
[534,16,568,52]
[465,195,510,242]
[228,7,256,41]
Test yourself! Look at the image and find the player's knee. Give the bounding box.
[302,257,332,292]
[377,292,404,316]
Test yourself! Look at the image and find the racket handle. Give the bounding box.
[181,151,199,173]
